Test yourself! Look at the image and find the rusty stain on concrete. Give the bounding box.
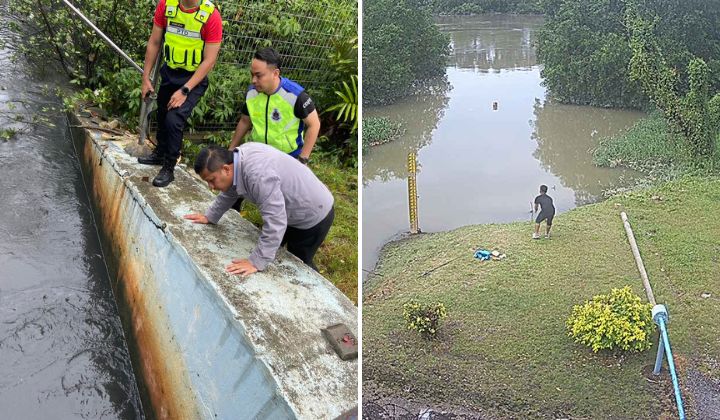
[69,111,358,419]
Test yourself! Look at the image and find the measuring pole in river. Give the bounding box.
[407,152,419,234]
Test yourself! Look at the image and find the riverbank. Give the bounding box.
[363,175,720,418]
[594,112,720,181]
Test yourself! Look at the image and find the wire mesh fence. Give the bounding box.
[182,0,358,132]
[9,0,357,134]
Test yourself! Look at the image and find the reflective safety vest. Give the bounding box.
[246,78,305,156]
[163,0,215,72]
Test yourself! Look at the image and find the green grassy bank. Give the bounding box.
[363,176,720,418]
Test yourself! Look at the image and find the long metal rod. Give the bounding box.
[620,212,657,305]
[653,334,665,374]
[61,0,143,74]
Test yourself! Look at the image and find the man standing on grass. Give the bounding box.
[533,184,555,239]
[138,0,222,187]
[227,47,321,211]
[183,144,334,274]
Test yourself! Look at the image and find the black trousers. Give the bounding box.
[281,207,335,271]
[155,65,208,162]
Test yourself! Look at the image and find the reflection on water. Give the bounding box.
[0,14,144,420]
[363,78,451,183]
[363,14,643,273]
[532,101,643,205]
[438,15,542,71]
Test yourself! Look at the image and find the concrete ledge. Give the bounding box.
[68,112,358,419]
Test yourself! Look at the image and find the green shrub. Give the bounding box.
[403,300,447,338]
[567,286,654,352]
[362,117,405,149]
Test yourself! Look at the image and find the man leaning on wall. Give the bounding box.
[138,0,223,187]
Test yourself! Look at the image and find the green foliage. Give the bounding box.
[567,286,654,353]
[429,0,542,15]
[536,0,645,108]
[363,0,449,105]
[362,117,405,149]
[537,0,720,109]
[593,112,681,175]
[0,128,18,141]
[627,9,720,158]
[325,75,358,133]
[403,300,448,338]
[11,0,357,154]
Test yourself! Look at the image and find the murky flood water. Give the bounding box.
[363,14,644,273]
[0,16,144,419]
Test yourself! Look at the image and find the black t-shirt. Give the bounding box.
[534,193,555,214]
[240,90,315,119]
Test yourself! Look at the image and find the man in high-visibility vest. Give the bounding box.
[227,47,320,161]
[227,47,321,211]
[138,0,223,187]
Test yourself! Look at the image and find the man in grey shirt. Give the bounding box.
[184,143,334,275]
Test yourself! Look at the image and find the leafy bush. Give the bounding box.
[403,300,448,338]
[363,0,449,105]
[362,117,405,149]
[326,75,358,134]
[566,286,654,353]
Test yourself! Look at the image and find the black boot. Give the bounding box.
[138,149,164,165]
[152,160,175,187]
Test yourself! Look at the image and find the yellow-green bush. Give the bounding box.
[402,300,447,338]
[567,286,654,352]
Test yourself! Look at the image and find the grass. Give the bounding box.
[363,176,720,418]
[594,112,720,180]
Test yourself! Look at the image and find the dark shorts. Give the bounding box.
[536,211,554,226]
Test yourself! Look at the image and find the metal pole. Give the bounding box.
[61,0,143,74]
[407,152,419,234]
[653,334,665,374]
[137,50,162,145]
[620,212,657,305]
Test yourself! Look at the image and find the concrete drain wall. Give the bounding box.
[69,112,358,420]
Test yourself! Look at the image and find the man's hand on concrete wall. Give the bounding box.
[183,213,209,224]
[226,258,258,276]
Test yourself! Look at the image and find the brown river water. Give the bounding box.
[0,11,144,419]
[363,14,644,274]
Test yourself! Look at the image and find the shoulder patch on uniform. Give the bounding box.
[280,77,305,95]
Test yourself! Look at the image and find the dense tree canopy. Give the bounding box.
[537,0,720,109]
[363,0,449,105]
